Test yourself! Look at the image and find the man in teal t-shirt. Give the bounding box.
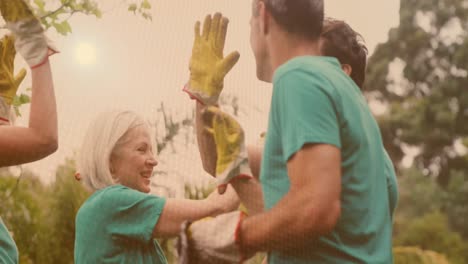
[230,1,396,263]
[75,185,167,264]
[0,218,18,264]
[260,56,394,263]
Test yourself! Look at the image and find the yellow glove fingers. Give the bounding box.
[2,36,16,69]
[212,110,243,176]
[210,13,222,47]
[206,106,229,151]
[216,17,229,52]
[210,107,244,152]
[213,111,230,156]
[14,68,26,88]
[201,14,212,40]
[225,114,243,137]
[194,21,201,41]
[218,51,240,77]
[0,0,35,22]
[1,36,10,61]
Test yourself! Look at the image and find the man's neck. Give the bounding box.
[268,33,321,75]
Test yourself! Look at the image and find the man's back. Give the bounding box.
[261,56,394,263]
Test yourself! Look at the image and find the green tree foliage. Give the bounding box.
[37,159,90,264]
[0,161,89,263]
[394,247,449,264]
[394,167,468,263]
[0,170,46,263]
[394,167,443,223]
[29,0,153,35]
[365,0,468,185]
[394,211,468,264]
[442,171,468,239]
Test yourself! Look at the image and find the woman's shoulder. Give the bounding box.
[93,184,150,202]
[80,185,136,209]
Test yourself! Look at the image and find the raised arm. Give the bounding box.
[0,0,58,167]
[195,102,217,176]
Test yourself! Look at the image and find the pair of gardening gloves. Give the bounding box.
[180,13,254,264]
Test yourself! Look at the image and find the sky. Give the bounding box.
[4,0,401,192]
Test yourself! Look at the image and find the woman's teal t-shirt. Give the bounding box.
[74,185,167,264]
[0,217,18,264]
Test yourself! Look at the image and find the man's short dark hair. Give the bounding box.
[258,0,324,40]
[320,18,368,89]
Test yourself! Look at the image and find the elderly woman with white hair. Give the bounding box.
[74,110,239,264]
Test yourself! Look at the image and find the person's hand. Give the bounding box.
[206,184,240,216]
[0,0,58,68]
[202,106,253,194]
[183,12,240,105]
[0,35,26,124]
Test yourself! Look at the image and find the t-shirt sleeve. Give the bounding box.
[104,186,166,243]
[274,69,341,162]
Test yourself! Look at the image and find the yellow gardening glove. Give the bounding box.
[0,35,26,104]
[183,13,240,105]
[0,35,26,124]
[203,106,253,194]
[0,0,58,68]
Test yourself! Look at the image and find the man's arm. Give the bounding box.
[239,143,341,255]
[196,102,217,176]
[247,144,263,180]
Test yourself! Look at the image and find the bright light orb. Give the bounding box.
[75,42,97,65]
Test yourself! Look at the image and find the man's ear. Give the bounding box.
[258,1,269,35]
[341,64,352,76]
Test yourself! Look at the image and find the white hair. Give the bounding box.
[77,110,146,192]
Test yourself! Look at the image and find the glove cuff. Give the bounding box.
[216,154,253,188]
[7,19,59,68]
[0,98,11,125]
[183,83,206,105]
[183,83,219,106]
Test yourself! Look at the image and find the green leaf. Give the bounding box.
[18,94,31,105]
[33,0,46,12]
[53,20,72,36]
[128,3,137,14]
[93,9,102,18]
[141,0,151,10]
[11,93,30,117]
[142,12,152,21]
[13,106,21,117]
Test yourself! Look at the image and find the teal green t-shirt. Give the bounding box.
[75,185,167,264]
[0,217,18,264]
[260,56,396,263]
[384,151,399,219]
